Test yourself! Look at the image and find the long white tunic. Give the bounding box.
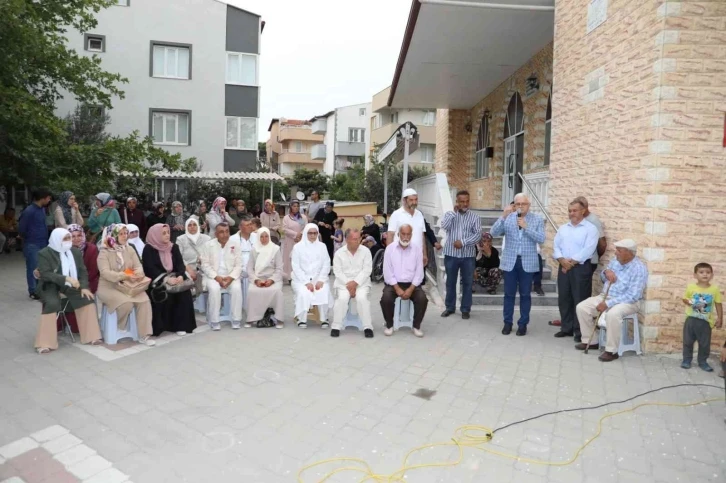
[291,237,331,318]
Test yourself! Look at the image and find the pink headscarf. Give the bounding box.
[146,224,174,271]
[211,197,226,215]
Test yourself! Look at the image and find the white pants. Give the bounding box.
[332,286,372,330]
[576,296,639,353]
[206,278,243,324]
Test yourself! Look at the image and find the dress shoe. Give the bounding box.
[516,327,527,336]
[598,351,619,362]
[575,343,599,351]
[533,286,545,296]
[462,312,470,320]
[441,310,454,317]
[330,329,340,338]
[364,329,374,338]
[501,324,512,335]
[554,331,573,338]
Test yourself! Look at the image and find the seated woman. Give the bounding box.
[143,224,197,336]
[246,227,284,329]
[291,223,331,329]
[175,217,210,282]
[361,214,381,245]
[475,232,502,295]
[96,224,156,346]
[34,228,102,354]
[63,224,100,333]
[127,224,145,260]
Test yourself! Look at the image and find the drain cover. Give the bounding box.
[412,388,437,400]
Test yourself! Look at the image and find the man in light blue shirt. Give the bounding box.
[552,199,600,342]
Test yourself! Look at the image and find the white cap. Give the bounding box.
[402,188,417,199]
[614,238,637,252]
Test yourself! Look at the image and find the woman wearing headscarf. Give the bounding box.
[146,202,167,231]
[62,224,100,334]
[143,224,197,336]
[34,228,102,354]
[87,193,121,241]
[260,199,282,245]
[361,214,381,245]
[176,217,211,281]
[291,223,330,329]
[118,197,147,239]
[127,224,145,259]
[54,191,84,229]
[475,232,501,295]
[229,200,246,236]
[245,227,284,328]
[96,224,156,346]
[166,201,186,243]
[206,197,235,233]
[282,200,307,281]
[195,200,209,233]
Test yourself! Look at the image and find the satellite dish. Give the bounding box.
[296,191,305,201]
[280,193,287,202]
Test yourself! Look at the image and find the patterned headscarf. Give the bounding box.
[95,192,115,208]
[211,197,226,215]
[364,214,375,227]
[264,199,274,214]
[67,224,86,253]
[289,201,302,222]
[58,191,74,225]
[101,223,128,269]
[169,201,185,227]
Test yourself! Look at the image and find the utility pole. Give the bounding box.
[401,122,411,191]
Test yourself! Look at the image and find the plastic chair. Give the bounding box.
[393,297,415,331]
[100,305,139,344]
[56,296,75,343]
[597,312,641,356]
[343,301,363,331]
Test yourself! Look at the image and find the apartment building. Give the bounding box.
[54,0,262,173]
[370,86,436,168]
[267,119,324,176]
[310,102,372,175]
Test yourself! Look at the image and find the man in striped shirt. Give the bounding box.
[440,190,481,320]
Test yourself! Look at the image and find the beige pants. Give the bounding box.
[332,286,373,331]
[576,296,639,353]
[35,304,101,350]
[115,300,153,338]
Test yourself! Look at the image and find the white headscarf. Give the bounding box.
[48,228,78,286]
[291,223,328,279]
[126,223,145,258]
[184,218,201,244]
[253,227,280,277]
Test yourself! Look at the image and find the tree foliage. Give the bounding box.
[286,168,330,196]
[0,0,194,195]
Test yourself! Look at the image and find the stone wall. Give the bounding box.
[550,0,726,352]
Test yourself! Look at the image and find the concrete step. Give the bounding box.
[471,292,559,306]
[473,279,556,293]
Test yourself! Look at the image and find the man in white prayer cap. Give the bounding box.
[386,188,428,269]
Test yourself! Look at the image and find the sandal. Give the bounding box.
[36,348,51,354]
[90,339,103,346]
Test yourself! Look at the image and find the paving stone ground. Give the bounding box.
[1,252,725,483]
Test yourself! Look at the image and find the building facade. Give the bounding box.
[388,0,726,353]
[310,103,372,175]
[267,119,325,176]
[54,0,262,173]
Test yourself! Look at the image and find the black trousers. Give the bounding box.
[557,263,593,336]
[380,283,428,329]
[683,316,712,365]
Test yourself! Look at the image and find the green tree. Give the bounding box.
[286,168,329,196]
[0,0,194,193]
[328,166,365,202]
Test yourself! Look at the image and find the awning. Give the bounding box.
[388,0,554,109]
[122,171,285,181]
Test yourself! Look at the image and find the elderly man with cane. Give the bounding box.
[575,239,648,362]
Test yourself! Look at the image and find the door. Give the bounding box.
[502,134,524,207]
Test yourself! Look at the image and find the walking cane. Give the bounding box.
[584,283,612,355]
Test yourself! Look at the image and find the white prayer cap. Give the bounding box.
[614,239,637,252]
[402,188,417,199]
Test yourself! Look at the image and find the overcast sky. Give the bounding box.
[225,0,412,140]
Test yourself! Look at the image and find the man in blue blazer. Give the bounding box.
[490,193,546,335]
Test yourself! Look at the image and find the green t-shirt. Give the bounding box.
[684,283,722,327]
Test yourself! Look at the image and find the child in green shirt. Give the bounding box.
[681,263,722,372]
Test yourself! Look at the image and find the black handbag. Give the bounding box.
[150,273,194,303]
[257,308,277,328]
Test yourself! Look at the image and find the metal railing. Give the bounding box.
[518,172,558,231]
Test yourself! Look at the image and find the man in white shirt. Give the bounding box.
[332,229,374,338]
[201,223,244,331]
[235,214,256,275]
[552,199,599,342]
[386,188,428,267]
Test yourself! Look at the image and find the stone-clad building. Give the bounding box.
[387,0,726,352]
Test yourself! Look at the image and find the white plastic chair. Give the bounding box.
[343,300,363,331]
[394,297,415,331]
[597,312,641,356]
[100,305,139,344]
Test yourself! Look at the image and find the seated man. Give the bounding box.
[332,228,373,338]
[380,224,428,337]
[575,239,648,362]
[291,224,331,328]
[200,223,243,330]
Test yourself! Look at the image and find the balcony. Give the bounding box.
[311,118,327,134]
[371,123,436,149]
[279,150,323,164]
[372,86,391,113]
[279,126,324,143]
[335,141,366,157]
[311,144,326,160]
[279,162,324,176]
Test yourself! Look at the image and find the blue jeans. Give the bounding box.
[503,256,535,328]
[23,243,41,295]
[445,255,475,313]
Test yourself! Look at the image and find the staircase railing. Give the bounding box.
[518,172,558,232]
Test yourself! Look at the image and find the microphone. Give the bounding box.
[517,209,522,230]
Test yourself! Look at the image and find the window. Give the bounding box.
[544,93,552,166]
[294,141,303,153]
[349,128,365,143]
[225,117,257,150]
[390,111,399,125]
[504,92,524,138]
[151,42,191,79]
[420,144,435,163]
[151,110,190,145]
[84,34,105,53]
[226,52,258,86]
[475,114,490,179]
[359,108,366,116]
[422,110,436,126]
[115,0,129,5]
[82,105,105,118]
